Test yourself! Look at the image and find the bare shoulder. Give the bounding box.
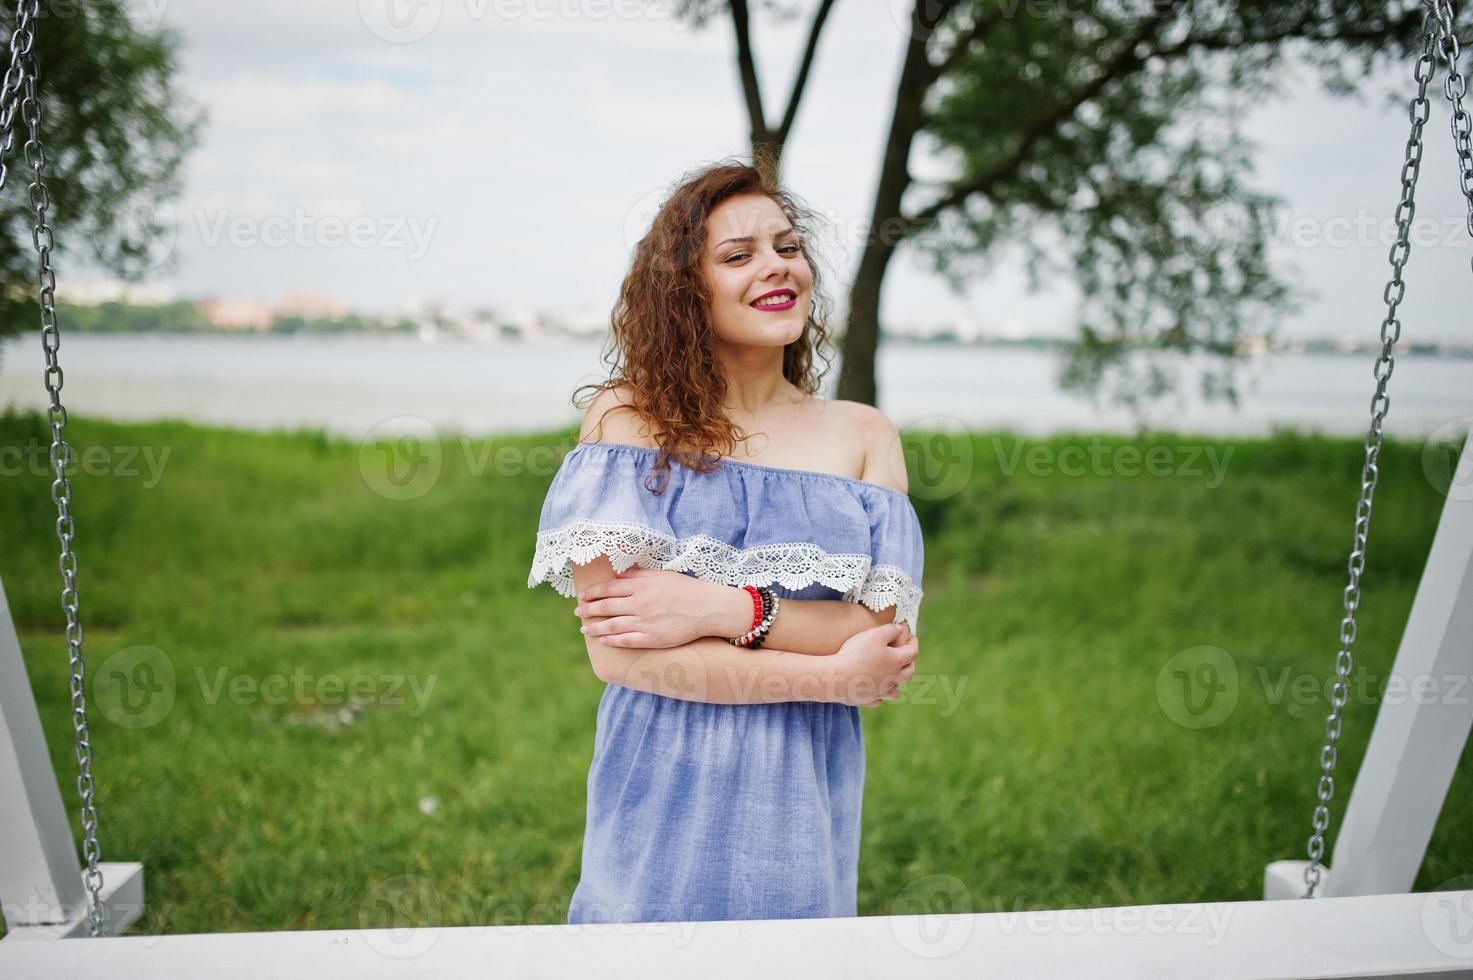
[829,399,908,494]
[578,383,660,448]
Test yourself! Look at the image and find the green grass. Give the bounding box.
[0,408,1468,935]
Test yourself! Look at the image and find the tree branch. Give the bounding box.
[1151,8,1426,59]
[904,4,1428,234]
[728,0,769,144]
[775,0,840,142]
[924,5,1008,87]
[905,4,1182,231]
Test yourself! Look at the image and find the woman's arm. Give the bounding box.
[594,634,840,705]
[700,396,910,654]
[704,585,897,656]
[569,401,911,658]
[572,557,838,703]
[721,403,909,655]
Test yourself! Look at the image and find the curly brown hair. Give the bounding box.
[572,157,838,495]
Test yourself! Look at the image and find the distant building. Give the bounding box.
[500,307,542,341]
[196,297,272,331]
[276,291,347,320]
[64,279,175,305]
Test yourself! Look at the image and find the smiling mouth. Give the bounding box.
[750,290,797,310]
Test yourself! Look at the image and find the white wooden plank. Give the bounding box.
[1266,860,1328,901]
[0,574,86,928]
[2,863,145,941]
[1327,433,1473,897]
[2,890,1471,979]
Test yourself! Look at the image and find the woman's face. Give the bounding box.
[702,193,812,349]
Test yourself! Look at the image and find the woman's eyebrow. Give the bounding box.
[714,225,797,249]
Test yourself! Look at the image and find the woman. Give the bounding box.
[527,159,925,925]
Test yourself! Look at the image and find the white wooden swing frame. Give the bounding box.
[3,0,1473,975]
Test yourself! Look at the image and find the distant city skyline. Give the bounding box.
[61,4,1473,343]
[55,276,1473,358]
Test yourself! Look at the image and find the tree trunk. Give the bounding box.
[752,137,784,185]
[835,23,935,407]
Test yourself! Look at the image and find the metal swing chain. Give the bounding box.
[1300,5,1442,900]
[0,0,31,391]
[1430,0,1473,252]
[0,0,41,396]
[4,0,110,937]
[0,0,32,181]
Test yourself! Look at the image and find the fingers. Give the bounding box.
[861,682,897,708]
[596,631,650,648]
[575,598,626,618]
[581,575,636,598]
[860,681,903,707]
[580,615,633,637]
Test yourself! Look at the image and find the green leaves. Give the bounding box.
[0,1,203,338]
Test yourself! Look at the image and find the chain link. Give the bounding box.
[0,0,33,190]
[0,0,38,390]
[4,0,110,936]
[1431,0,1473,261]
[1299,5,1443,900]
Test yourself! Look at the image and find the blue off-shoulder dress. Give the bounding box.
[527,440,925,925]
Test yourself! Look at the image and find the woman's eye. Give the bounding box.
[725,244,801,263]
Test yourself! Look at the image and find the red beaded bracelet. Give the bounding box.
[740,584,763,635]
[729,585,778,648]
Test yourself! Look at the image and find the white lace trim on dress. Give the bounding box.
[529,519,923,630]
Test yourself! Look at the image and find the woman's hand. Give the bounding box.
[825,621,918,708]
[574,567,739,649]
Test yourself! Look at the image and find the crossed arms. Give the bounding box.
[570,555,901,705]
[567,387,912,704]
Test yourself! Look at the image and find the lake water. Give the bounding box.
[1,333,1470,444]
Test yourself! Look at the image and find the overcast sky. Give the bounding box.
[110,1,1473,340]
